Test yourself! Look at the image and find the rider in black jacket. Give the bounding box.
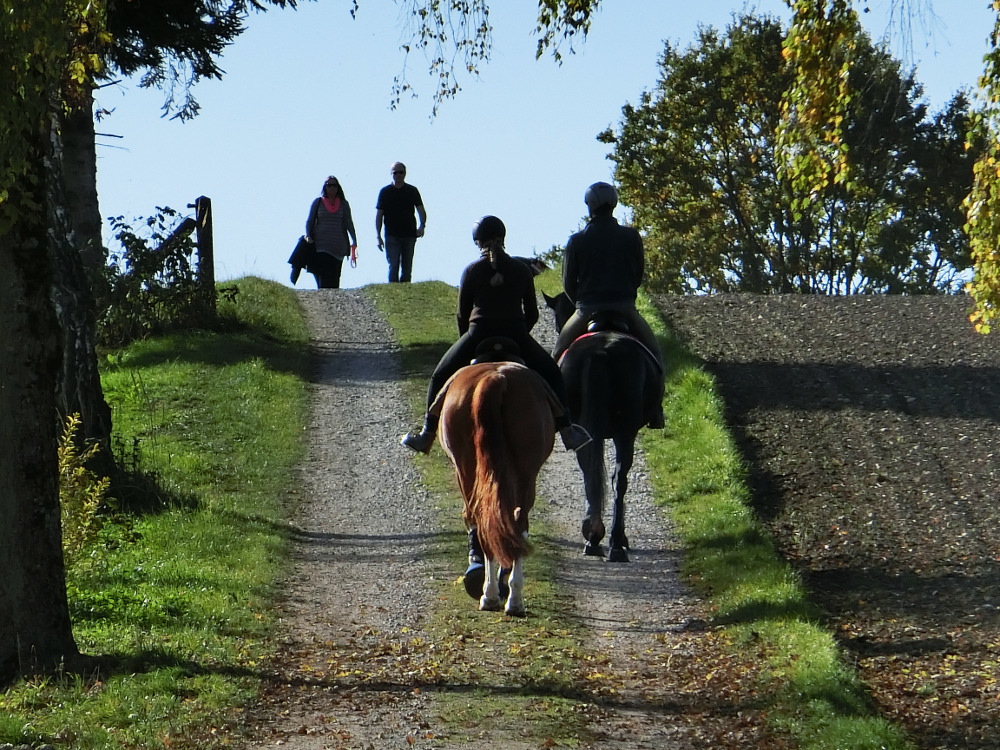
[401,216,591,453]
[553,182,665,429]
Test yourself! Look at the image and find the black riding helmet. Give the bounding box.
[584,182,618,214]
[472,215,506,243]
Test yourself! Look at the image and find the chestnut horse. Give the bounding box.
[436,361,555,616]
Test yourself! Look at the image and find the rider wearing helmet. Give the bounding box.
[553,182,665,429]
[401,216,591,453]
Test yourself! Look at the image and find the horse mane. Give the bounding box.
[469,370,531,568]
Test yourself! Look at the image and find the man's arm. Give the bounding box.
[375,208,385,251]
[416,204,427,238]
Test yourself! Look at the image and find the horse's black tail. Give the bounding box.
[578,349,610,510]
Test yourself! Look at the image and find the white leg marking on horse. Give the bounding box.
[505,557,526,617]
[479,556,502,611]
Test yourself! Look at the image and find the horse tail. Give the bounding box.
[470,371,531,569]
[582,347,613,438]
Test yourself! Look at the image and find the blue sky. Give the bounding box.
[95,1,993,290]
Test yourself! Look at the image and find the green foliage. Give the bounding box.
[965,7,1000,333]
[58,414,112,568]
[99,207,211,346]
[778,0,857,217]
[603,13,976,295]
[534,0,597,61]
[104,0,298,120]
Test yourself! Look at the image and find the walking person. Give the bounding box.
[401,215,590,454]
[304,176,358,289]
[375,162,426,283]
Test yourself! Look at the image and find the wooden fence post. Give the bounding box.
[192,196,216,318]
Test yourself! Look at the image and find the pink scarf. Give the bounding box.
[321,196,341,213]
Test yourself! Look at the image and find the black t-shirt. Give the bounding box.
[376,183,423,237]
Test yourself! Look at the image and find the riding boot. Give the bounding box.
[647,405,666,430]
[401,413,439,453]
[463,527,486,599]
[554,415,592,452]
[467,527,484,567]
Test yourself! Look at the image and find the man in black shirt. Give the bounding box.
[375,162,426,283]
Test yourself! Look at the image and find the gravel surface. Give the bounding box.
[236,290,777,750]
[236,289,724,750]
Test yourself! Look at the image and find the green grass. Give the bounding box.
[1,274,915,749]
[0,277,311,749]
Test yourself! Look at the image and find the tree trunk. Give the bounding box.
[58,95,116,481]
[62,92,106,276]
[0,114,80,680]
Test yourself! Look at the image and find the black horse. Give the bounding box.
[543,291,663,562]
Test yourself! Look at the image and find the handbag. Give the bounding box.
[288,235,317,284]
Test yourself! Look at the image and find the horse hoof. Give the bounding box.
[584,542,604,557]
[505,605,527,618]
[608,547,630,563]
[479,596,502,612]
[463,563,485,599]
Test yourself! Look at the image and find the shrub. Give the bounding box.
[59,413,111,567]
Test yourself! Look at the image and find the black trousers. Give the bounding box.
[311,252,344,289]
[425,321,569,414]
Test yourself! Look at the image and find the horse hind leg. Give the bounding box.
[463,527,487,600]
[479,557,503,612]
[607,437,635,563]
[578,441,607,557]
[504,556,526,617]
[581,516,606,557]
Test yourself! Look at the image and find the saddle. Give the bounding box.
[565,312,662,375]
[431,337,557,418]
[585,310,631,335]
[470,336,526,365]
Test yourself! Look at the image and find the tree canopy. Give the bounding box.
[601,13,976,295]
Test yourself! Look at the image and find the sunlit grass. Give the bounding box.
[0,277,310,749]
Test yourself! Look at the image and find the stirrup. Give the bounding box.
[560,424,592,452]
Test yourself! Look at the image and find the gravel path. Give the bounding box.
[239,288,710,749]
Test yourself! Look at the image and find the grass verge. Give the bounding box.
[0,277,311,749]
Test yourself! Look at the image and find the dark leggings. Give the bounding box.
[311,252,344,289]
[426,321,569,414]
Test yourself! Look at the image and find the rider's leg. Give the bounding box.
[624,308,666,429]
[551,311,588,362]
[402,333,476,452]
[521,336,592,451]
[624,308,663,365]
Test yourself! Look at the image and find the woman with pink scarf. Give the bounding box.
[304,176,358,289]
